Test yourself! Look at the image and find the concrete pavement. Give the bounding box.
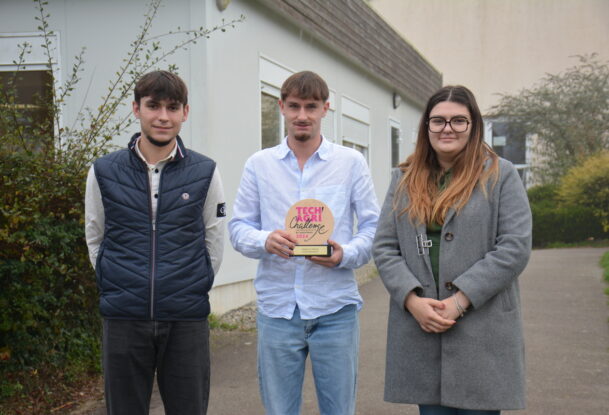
[208,247,609,415]
[86,248,609,414]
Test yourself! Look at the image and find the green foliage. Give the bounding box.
[208,313,238,331]
[558,151,609,232]
[600,251,609,284]
[0,0,243,412]
[490,54,609,183]
[526,183,559,207]
[527,184,609,248]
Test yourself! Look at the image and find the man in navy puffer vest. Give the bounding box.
[85,71,225,414]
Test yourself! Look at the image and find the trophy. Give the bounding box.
[285,199,334,257]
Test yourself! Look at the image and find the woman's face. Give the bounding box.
[428,101,472,169]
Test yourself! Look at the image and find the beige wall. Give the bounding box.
[368,0,609,113]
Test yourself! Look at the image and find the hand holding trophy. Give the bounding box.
[285,199,334,257]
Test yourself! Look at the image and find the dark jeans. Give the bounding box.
[419,405,500,415]
[102,319,210,415]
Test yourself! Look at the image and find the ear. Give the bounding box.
[278,99,285,115]
[132,101,140,118]
[182,103,190,122]
[321,101,330,117]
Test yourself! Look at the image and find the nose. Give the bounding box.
[158,107,169,121]
[442,120,453,132]
[296,107,307,120]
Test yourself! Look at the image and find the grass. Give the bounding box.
[600,250,609,296]
[543,239,609,249]
[208,313,239,331]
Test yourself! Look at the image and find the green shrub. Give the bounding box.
[0,124,101,407]
[528,184,609,247]
[527,183,559,206]
[530,203,609,248]
[558,151,609,231]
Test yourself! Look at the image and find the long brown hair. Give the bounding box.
[396,85,499,225]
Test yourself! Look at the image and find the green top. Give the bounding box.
[426,170,452,292]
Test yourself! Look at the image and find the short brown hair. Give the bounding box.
[134,70,188,105]
[280,71,329,102]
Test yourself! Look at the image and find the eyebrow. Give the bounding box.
[429,115,469,119]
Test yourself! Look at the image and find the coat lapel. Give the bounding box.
[443,207,456,227]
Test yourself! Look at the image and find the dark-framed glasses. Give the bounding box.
[427,116,470,133]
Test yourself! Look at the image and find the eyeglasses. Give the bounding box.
[427,116,470,133]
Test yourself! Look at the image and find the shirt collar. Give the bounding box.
[274,135,332,161]
[134,136,177,166]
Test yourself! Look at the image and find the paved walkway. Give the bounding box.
[88,248,609,414]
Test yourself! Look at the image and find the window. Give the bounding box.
[0,70,54,150]
[260,90,282,149]
[341,96,370,162]
[259,57,292,149]
[1,33,59,150]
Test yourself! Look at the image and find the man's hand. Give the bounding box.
[404,291,455,333]
[308,240,343,268]
[265,230,296,259]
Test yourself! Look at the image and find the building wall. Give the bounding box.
[368,0,609,113]
[203,0,423,312]
[1,0,428,314]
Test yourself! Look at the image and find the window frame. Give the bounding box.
[0,32,62,143]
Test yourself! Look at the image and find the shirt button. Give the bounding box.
[155,168,159,173]
[154,193,158,199]
[444,232,454,241]
[445,282,454,290]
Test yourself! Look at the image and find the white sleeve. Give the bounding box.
[85,165,105,268]
[203,166,226,275]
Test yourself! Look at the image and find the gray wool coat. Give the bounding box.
[372,158,532,410]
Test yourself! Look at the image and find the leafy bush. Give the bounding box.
[528,184,609,247]
[526,183,559,207]
[0,137,101,412]
[558,151,609,231]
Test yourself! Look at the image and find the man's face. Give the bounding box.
[132,96,189,147]
[279,94,329,143]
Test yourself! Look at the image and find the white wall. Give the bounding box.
[201,0,422,292]
[0,0,203,140]
[2,0,425,313]
[369,0,609,113]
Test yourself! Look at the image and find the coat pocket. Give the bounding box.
[499,287,514,312]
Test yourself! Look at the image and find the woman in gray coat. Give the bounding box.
[372,85,532,415]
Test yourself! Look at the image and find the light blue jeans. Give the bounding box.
[419,405,500,415]
[256,304,359,415]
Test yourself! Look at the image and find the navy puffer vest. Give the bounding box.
[94,134,216,320]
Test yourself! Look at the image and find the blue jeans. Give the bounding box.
[257,304,359,415]
[419,405,500,415]
[102,319,210,415]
